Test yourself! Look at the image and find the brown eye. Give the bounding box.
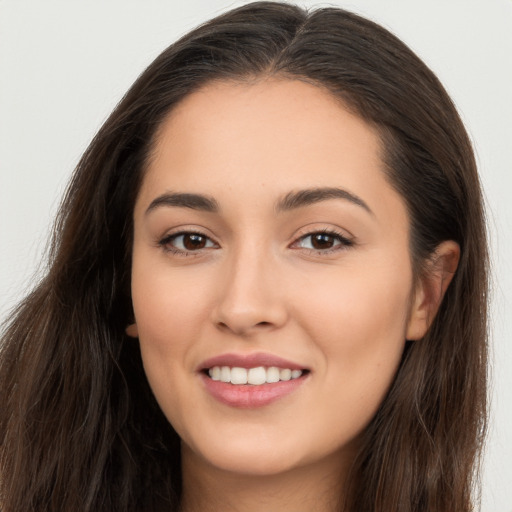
[310,233,337,249]
[182,234,207,250]
[295,231,353,252]
[161,232,217,253]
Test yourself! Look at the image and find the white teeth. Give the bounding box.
[279,368,292,381]
[230,367,248,385]
[266,366,280,383]
[220,366,230,383]
[248,366,267,385]
[210,366,221,381]
[207,366,304,385]
[291,369,302,379]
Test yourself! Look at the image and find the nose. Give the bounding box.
[211,247,288,336]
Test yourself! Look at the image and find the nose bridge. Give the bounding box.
[213,236,287,334]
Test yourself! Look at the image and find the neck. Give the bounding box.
[180,444,356,512]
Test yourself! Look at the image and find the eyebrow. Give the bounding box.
[145,192,219,214]
[145,187,372,216]
[275,187,373,215]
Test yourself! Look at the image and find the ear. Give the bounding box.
[125,322,139,338]
[406,240,460,341]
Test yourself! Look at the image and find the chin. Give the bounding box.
[184,433,310,477]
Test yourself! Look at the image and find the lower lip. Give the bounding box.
[200,373,308,408]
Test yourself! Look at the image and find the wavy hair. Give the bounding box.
[0,2,488,511]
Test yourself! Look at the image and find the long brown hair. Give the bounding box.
[0,3,488,511]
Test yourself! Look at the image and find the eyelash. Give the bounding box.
[158,230,217,256]
[292,229,354,254]
[158,229,354,256]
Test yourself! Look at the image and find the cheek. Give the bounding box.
[304,253,412,343]
[131,279,211,444]
[129,259,212,414]
[300,262,411,422]
[131,259,211,353]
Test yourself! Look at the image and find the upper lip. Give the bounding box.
[198,352,308,372]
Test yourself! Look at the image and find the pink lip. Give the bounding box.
[198,352,309,409]
[198,352,307,371]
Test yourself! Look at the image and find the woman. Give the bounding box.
[0,2,488,511]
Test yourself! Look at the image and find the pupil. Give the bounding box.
[312,234,333,249]
[184,234,206,250]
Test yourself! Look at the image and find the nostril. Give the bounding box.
[216,321,230,331]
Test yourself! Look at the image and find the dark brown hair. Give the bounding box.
[0,2,488,511]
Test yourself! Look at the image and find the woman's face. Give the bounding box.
[128,79,427,477]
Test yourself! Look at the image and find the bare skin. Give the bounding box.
[127,79,459,511]
[180,442,353,512]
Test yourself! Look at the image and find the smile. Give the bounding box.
[207,366,304,385]
[199,353,309,408]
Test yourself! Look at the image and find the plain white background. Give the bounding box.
[0,1,510,510]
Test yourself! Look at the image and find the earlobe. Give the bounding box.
[406,240,460,341]
[125,323,139,338]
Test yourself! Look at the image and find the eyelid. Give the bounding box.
[158,227,219,256]
[156,224,354,257]
[292,221,355,239]
[289,227,355,253]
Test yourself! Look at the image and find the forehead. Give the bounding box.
[150,78,382,176]
[139,79,406,226]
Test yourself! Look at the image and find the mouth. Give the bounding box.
[203,366,308,385]
[198,353,310,408]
